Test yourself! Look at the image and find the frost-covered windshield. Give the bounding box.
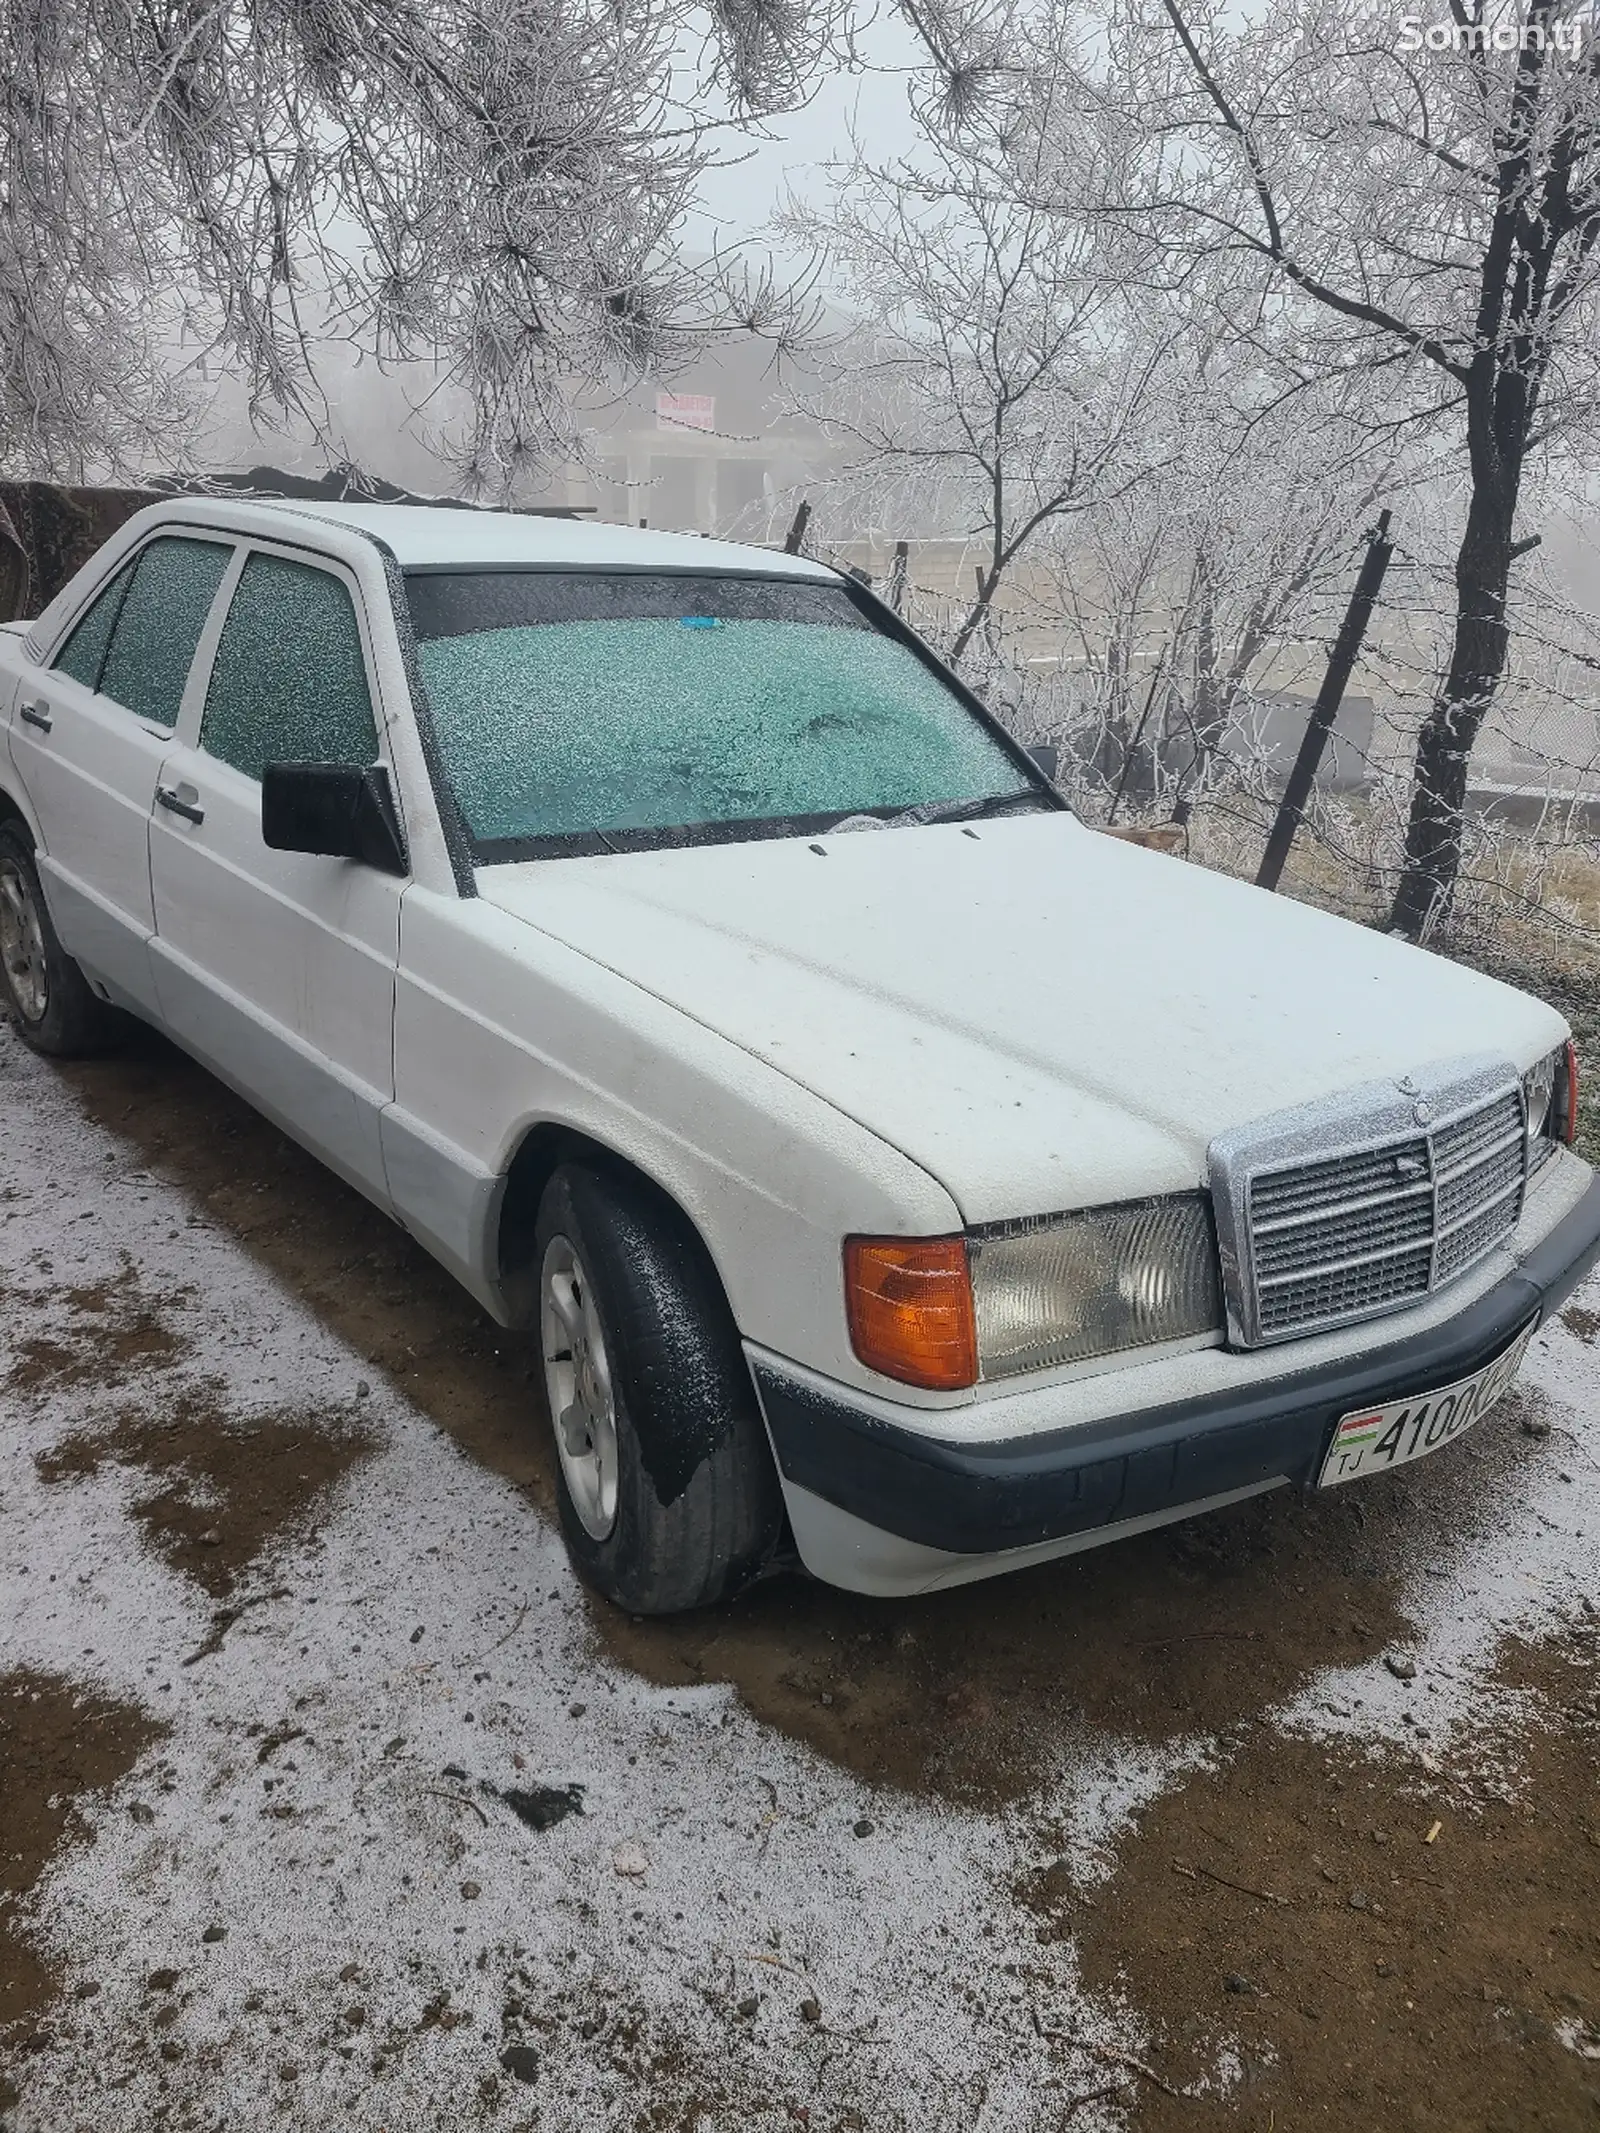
[403,571,1041,858]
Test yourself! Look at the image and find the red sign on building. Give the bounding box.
[655,393,715,433]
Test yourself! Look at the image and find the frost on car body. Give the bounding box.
[1,498,1596,1609]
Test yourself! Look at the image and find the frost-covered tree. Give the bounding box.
[1038,322,1405,825]
[1015,0,1600,934]
[785,100,1410,806]
[781,126,1171,669]
[0,0,880,483]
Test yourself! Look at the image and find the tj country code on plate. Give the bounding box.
[1318,1322,1538,1489]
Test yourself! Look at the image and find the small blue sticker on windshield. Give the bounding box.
[680,615,722,629]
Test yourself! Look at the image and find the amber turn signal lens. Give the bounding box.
[1562,1037,1580,1145]
[843,1235,978,1390]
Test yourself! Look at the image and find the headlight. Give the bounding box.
[1524,1041,1577,1166]
[969,1194,1223,1378]
[1524,1049,1557,1143]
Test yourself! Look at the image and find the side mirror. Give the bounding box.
[261,762,409,876]
[1026,743,1059,782]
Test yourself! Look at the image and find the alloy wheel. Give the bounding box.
[540,1234,620,1540]
[0,857,49,1025]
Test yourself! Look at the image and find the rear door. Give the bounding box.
[148,541,404,1204]
[7,534,234,1013]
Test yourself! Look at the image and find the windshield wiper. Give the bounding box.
[886,791,1051,829]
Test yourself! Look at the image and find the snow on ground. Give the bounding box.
[2,1008,1598,2130]
[0,1023,1159,2132]
[1272,1291,1600,1768]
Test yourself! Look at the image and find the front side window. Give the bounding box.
[51,558,137,692]
[201,551,379,781]
[97,536,233,726]
[404,571,1040,858]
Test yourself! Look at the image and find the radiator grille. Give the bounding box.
[1435,1196,1519,1282]
[1258,1244,1434,1335]
[1242,1085,1526,1343]
[1250,1141,1428,1225]
[1252,1185,1433,1278]
[1434,1093,1522,1174]
[1436,1134,1522,1230]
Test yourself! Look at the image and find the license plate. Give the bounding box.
[1318,1321,1538,1489]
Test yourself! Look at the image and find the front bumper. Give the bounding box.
[753,1173,1600,1560]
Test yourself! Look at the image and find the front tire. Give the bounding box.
[0,823,119,1057]
[534,1162,784,1614]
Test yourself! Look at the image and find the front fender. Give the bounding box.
[0,746,46,853]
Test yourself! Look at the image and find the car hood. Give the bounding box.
[478,814,1565,1224]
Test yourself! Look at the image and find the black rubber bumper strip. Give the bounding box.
[754,1174,1600,1558]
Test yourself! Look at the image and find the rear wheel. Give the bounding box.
[534,1162,785,1614]
[0,823,119,1057]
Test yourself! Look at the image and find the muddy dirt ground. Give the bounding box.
[2,1009,1599,2132]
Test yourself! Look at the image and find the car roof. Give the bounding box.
[19,497,842,665]
[234,501,838,579]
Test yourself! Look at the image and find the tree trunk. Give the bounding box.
[948,562,999,669]
[1388,465,1519,940]
[1169,568,1218,830]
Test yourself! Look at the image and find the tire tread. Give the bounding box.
[534,1163,784,1614]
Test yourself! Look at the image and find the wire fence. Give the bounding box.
[768,504,1600,987]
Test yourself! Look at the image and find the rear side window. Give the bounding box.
[98,536,233,725]
[200,552,379,782]
[51,559,137,691]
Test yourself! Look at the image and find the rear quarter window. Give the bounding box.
[51,558,137,692]
[97,536,234,725]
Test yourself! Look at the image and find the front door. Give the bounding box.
[8,534,234,1014]
[148,543,405,1205]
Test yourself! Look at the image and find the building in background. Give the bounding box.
[173,323,837,541]
[566,340,831,536]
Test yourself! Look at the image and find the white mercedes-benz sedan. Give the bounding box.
[2,499,1596,1611]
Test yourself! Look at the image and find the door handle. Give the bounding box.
[156,785,205,825]
[19,700,52,733]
